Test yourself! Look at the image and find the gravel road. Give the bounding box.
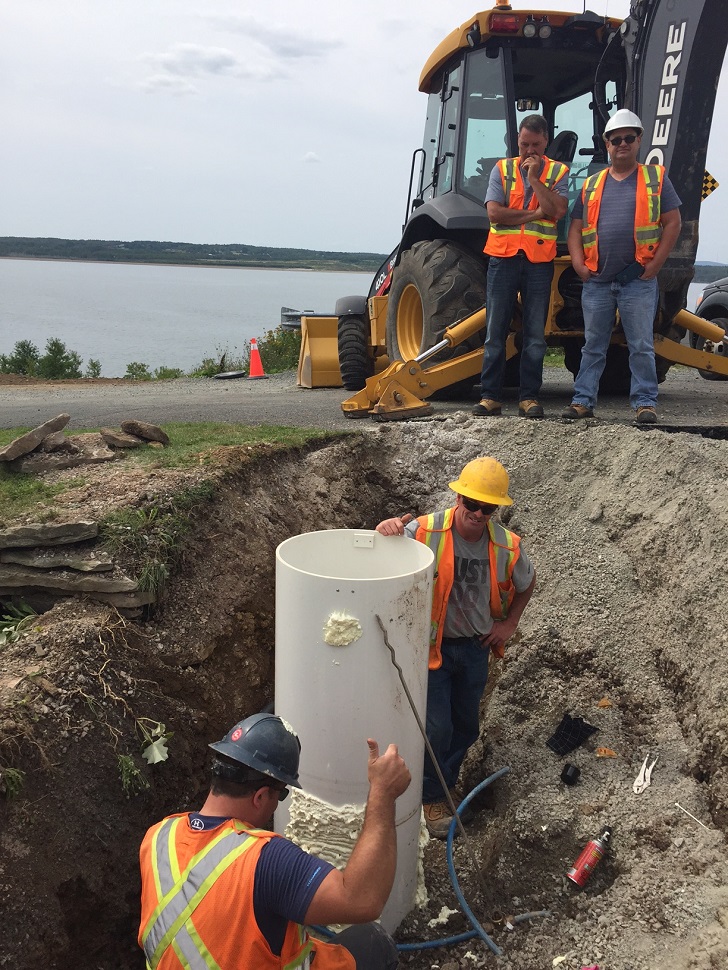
[1,367,727,432]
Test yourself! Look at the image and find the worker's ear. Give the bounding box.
[251,786,269,810]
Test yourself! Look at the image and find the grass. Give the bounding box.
[0,424,337,521]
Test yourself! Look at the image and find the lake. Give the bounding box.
[0,259,373,377]
[0,257,708,378]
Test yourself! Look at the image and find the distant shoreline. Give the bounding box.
[0,255,373,274]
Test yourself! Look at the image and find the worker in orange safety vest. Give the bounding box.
[473,113,569,420]
[376,457,536,839]
[139,713,410,969]
[564,108,682,424]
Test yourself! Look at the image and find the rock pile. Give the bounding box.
[0,414,170,615]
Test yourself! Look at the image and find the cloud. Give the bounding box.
[302,152,321,163]
[139,74,198,96]
[139,43,283,90]
[204,13,337,60]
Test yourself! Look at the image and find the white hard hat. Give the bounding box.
[603,108,643,137]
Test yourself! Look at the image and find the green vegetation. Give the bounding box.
[0,237,386,273]
[0,338,83,379]
[117,754,149,797]
[0,443,78,517]
[0,766,26,800]
[0,601,38,646]
[0,423,334,524]
[1,325,300,381]
[693,263,728,283]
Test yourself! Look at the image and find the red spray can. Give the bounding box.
[567,827,612,887]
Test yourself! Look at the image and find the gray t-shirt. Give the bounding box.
[572,169,681,281]
[485,158,569,208]
[405,518,534,638]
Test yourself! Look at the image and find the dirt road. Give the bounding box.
[1,367,728,431]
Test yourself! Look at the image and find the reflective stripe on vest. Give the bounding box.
[415,509,521,665]
[581,163,664,271]
[484,155,568,262]
[143,818,254,968]
[141,818,314,970]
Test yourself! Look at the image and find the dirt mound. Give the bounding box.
[1,419,727,969]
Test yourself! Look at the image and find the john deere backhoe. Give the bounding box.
[297,0,728,418]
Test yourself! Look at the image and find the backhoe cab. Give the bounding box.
[315,0,727,419]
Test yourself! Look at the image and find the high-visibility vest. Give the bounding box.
[414,508,521,667]
[484,155,568,262]
[580,163,665,271]
[139,814,354,970]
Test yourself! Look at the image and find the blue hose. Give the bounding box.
[442,766,511,956]
[315,766,550,956]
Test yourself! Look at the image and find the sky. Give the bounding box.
[2,0,726,258]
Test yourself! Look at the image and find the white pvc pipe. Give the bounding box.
[275,529,434,933]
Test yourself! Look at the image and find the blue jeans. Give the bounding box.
[480,255,553,402]
[573,276,660,409]
[422,636,489,803]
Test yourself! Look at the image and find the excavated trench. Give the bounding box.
[1,419,728,970]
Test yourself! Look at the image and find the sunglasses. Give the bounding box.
[268,785,289,801]
[608,134,638,146]
[461,497,498,515]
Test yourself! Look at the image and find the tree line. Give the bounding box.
[0,237,388,273]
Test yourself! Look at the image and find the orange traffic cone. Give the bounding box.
[247,337,268,380]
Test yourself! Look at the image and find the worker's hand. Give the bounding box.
[481,617,518,652]
[574,264,592,282]
[375,513,413,536]
[522,154,542,179]
[367,739,411,800]
[638,263,658,280]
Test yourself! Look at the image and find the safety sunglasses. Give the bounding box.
[268,784,289,801]
[608,134,637,146]
[461,497,498,515]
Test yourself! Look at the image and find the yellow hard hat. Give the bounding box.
[448,457,513,506]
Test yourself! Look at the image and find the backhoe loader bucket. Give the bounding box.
[296,316,342,388]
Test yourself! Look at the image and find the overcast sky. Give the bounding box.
[2,0,726,258]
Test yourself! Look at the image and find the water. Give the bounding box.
[0,257,710,378]
[0,258,372,377]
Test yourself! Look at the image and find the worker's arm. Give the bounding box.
[375,512,414,537]
[304,741,411,925]
[486,200,543,226]
[567,218,591,282]
[638,208,682,280]
[525,157,568,220]
[480,572,536,652]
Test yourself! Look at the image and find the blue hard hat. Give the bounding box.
[209,713,301,788]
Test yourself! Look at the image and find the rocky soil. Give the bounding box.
[1,415,727,970]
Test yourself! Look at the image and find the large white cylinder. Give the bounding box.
[275,529,434,932]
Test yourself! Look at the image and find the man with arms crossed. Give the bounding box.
[473,114,569,419]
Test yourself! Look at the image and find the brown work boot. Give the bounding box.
[518,399,544,418]
[561,403,594,419]
[423,800,454,839]
[635,406,657,424]
[448,788,474,823]
[472,398,502,417]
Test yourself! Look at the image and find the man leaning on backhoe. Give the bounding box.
[376,457,536,838]
[473,114,569,420]
[564,108,682,424]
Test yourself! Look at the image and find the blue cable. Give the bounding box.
[314,766,549,955]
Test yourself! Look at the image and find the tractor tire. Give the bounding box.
[693,316,728,381]
[338,314,374,391]
[655,319,687,383]
[385,240,487,398]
